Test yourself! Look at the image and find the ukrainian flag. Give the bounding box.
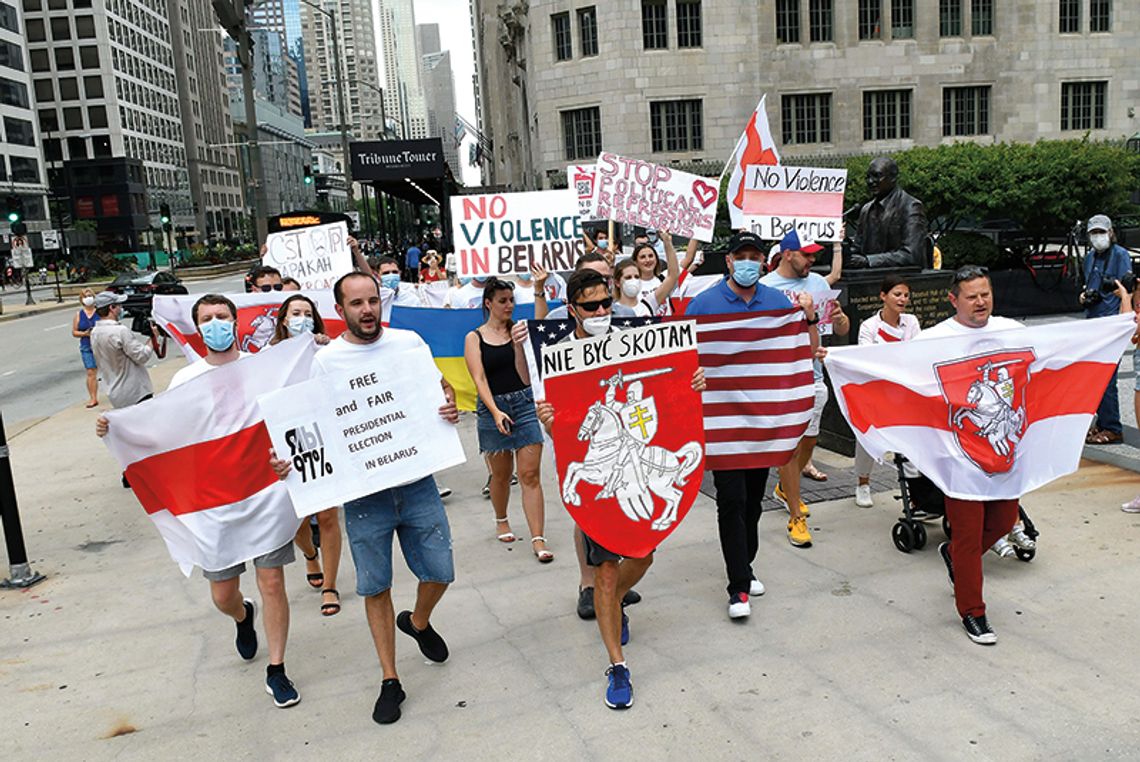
[389,304,547,411]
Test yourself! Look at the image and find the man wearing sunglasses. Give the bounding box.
[251,265,285,292]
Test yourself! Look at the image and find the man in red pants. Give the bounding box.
[919,266,1024,645]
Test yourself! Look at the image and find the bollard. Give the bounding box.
[0,413,45,589]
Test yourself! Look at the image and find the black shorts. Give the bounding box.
[582,531,653,566]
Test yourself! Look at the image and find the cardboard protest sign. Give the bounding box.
[258,344,466,517]
[568,163,599,222]
[742,165,847,242]
[452,190,585,278]
[263,221,354,289]
[543,321,705,557]
[589,152,719,242]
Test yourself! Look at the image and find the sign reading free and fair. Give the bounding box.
[452,189,586,278]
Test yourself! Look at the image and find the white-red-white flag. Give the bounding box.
[101,337,319,575]
[722,95,781,230]
[825,314,1136,500]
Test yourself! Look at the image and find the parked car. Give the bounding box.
[105,270,188,318]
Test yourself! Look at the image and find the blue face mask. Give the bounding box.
[286,315,314,337]
[200,318,235,352]
[597,239,609,250]
[460,277,472,286]
[731,259,761,288]
[380,273,400,290]
[518,272,532,282]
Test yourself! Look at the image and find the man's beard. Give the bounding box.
[346,313,381,341]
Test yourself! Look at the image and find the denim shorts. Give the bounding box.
[476,387,544,454]
[80,345,96,369]
[343,475,454,596]
[201,540,295,582]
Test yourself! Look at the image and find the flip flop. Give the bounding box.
[802,463,828,482]
[320,589,340,616]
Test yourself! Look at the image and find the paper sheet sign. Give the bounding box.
[452,190,585,278]
[588,152,719,242]
[568,163,599,222]
[743,165,847,242]
[263,221,354,290]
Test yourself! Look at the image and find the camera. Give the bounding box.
[1106,270,1138,294]
[1081,287,1103,308]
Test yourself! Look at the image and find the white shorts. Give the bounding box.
[805,381,829,438]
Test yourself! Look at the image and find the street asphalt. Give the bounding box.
[3,354,1140,760]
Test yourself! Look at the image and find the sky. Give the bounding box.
[408,0,480,185]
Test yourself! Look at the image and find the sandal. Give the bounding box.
[1085,427,1104,444]
[320,588,340,616]
[1088,430,1123,445]
[531,536,554,563]
[495,516,515,543]
[85,401,99,408]
[802,463,828,482]
[303,550,323,589]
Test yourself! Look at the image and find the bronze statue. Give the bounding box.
[848,157,928,269]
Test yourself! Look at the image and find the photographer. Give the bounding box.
[1080,215,1133,445]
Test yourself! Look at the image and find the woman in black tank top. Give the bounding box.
[463,278,552,562]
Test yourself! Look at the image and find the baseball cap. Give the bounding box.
[779,229,825,255]
[94,291,128,309]
[726,231,766,255]
[1087,214,1112,232]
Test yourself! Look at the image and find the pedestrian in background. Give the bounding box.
[1082,214,1132,445]
[72,287,100,408]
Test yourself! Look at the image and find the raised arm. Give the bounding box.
[653,231,682,307]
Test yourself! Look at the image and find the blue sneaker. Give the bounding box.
[265,671,301,708]
[605,663,633,709]
[620,612,629,646]
[235,599,257,661]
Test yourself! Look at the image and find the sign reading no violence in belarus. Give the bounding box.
[257,344,466,518]
[263,221,354,290]
[743,165,847,242]
[452,189,584,278]
[589,152,720,242]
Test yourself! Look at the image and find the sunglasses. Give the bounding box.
[574,297,613,312]
[259,283,284,292]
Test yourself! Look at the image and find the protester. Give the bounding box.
[463,278,551,561]
[89,291,154,409]
[533,253,636,320]
[760,229,850,547]
[444,250,458,283]
[375,256,423,307]
[922,266,1024,645]
[644,227,665,258]
[282,277,301,291]
[405,241,422,282]
[1117,278,1140,513]
[250,265,285,292]
[272,272,458,724]
[447,275,489,309]
[97,293,300,707]
[72,287,100,408]
[420,251,445,283]
[536,267,706,708]
[583,227,615,265]
[514,270,536,304]
[852,274,920,507]
[268,295,341,615]
[614,236,680,317]
[686,232,818,617]
[1081,215,1131,445]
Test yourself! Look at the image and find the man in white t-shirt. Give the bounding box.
[447,277,487,309]
[272,272,460,725]
[97,293,300,709]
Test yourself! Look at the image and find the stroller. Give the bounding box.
[890,454,1038,561]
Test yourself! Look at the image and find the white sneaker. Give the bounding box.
[728,593,751,619]
[1007,523,1036,550]
[1122,496,1140,513]
[854,483,873,508]
[749,578,766,597]
[990,536,1015,558]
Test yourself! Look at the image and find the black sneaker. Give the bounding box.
[577,587,596,620]
[396,610,449,662]
[962,614,997,645]
[938,542,955,588]
[235,599,257,661]
[622,588,642,607]
[265,671,301,708]
[372,678,406,724]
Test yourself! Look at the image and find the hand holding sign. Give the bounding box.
[263,221,353,290]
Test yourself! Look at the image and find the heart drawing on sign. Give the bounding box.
[691,180,718,208]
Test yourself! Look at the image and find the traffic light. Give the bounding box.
[303,164,313,185]
[5,194,22,224]
[160,202,172,232]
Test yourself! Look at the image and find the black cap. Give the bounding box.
[726,231,765,255]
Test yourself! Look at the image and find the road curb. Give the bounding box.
[0,301,74,323]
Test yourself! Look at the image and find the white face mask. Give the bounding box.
[581,315,611,336]
[1090,233,1111,252]
[620,278,641,298]
[82,297,95,307]
[286,315,315,336]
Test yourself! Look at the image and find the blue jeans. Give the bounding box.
[1096,365,1121,435]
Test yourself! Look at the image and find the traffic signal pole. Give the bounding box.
[0,413,46,589]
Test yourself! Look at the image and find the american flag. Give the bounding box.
[524,310,814,470]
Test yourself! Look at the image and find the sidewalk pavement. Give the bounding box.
[3,359,1140,760]
[0,298,75,323]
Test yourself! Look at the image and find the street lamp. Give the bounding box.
[298,0,354,206]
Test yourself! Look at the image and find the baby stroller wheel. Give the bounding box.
[941,515,951,539]
[892,520,916,553]
[1015,547,1035,562]
[913,522,928,550]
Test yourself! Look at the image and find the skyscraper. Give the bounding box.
[251,0,310,126]
[0,0,49,239]
[376,0,427,139]
[418,24,458,177]
[301,0,385,140]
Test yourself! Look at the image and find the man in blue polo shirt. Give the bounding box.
[686,232,818,620]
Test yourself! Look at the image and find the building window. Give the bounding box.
[33,78,52,102]
[676,0,701,48]
[551,13,571,62]
[775,0,800,44]
[67,136,86,159]
[11,156,39,183]
[26,47,48,72]
[4,116,34,146]
[642,1,668,49]
[971,0,994,34]
[63,106,82,129]
[578,7,598,57]
[75,15,95,38]
[49,16,69,40]
[83,75,102,98]
[25,17,44,41]
[808,0,833,42]
[863,89,912,140]
[939,0,962,35]
[561,107,602,160]
[859,0,882,39]
[781,93,832,145]
[1090,0,1110,31]
[942,86,990,136]
[59,77,78,100]
[1061,81,1106,130]
[38,109,57,131]
[891,0,914,37]
[0,76,28,108]
[88,105,107,128]
[650,99,703,152]
[0,2,18,33]
[79,46,99,68]
[55,48,75,70]
[1059,0,1080,32]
